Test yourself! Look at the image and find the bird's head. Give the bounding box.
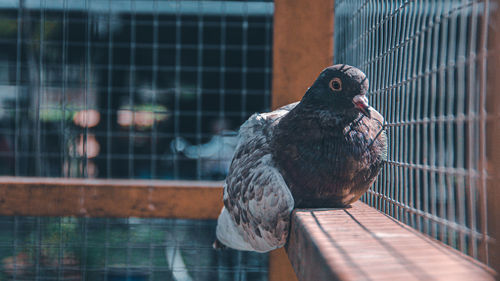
[302,64,371,118]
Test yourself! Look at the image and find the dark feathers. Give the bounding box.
[215,64,387,252]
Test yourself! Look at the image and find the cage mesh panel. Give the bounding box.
[0,0,273,180]
[0,216,268,281]
[0,1,273,280]
[334,0,490,264]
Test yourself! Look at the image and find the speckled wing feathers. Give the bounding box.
[215,106,295,253]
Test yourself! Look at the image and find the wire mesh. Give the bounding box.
[0,216,268,281]
[334,0,491,264]
[0,0,273,181]
[0,1,273,280]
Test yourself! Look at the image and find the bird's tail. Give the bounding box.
[215,206,255,251]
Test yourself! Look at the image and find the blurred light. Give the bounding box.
[81,161,98,178]
[39,108,73,122]
[135,111,155,127]
[73,109,100,128]
[2,253,31,276]
[117,109,133,127]
[74,134,100,158]
[117,105,169,129]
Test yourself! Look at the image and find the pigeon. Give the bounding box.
[214,64,387,253]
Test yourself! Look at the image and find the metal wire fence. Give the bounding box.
[0,216,268,281]
[0,1,273,280]
[334,0,491,264]
[0,0,273,180]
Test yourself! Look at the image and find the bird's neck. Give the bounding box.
[285,101,361,129]
[272,103,361,167]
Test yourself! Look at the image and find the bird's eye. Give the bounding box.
[329,78,342,92]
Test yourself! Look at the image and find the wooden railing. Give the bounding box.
[0,177,296,280]
[0,177,223,219]
[287,203,495,280]
[0,177,496,280]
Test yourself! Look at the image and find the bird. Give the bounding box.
[214,64,387,253]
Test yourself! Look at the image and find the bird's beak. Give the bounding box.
[353,95,371,118]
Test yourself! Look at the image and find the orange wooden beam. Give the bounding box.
[286,202,495,281]
[269,248,299,281]
[272,0,335,109]
[0,177,223,219]
[269,0,334,280]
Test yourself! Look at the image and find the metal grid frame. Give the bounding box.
[0,1,274,280]
[0,216,269,281]
[334,0,491,263]
[0,0,273,180]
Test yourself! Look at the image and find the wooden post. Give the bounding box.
[269,248,299,281]
[271,0,335,109]
[269,0,334,280]
[486,0,500,276]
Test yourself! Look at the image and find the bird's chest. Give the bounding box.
[275,124,375,207]
[296,130,369,177]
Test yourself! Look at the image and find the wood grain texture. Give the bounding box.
[0,177,223,219]
[286,201,495,281]
[272,0,334,109]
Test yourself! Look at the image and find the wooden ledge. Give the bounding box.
[0,177,223,219]
[286,202,495,281]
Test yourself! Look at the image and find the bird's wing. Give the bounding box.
[277,101,299,111]
[366,106,388,159]
[362,106,388,177]
[216,107,295,253]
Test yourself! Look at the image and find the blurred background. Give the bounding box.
[0,0,273,181]
[0,1,273,280]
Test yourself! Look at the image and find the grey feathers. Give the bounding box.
[215,65,387,252]
[216,110,294,252]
